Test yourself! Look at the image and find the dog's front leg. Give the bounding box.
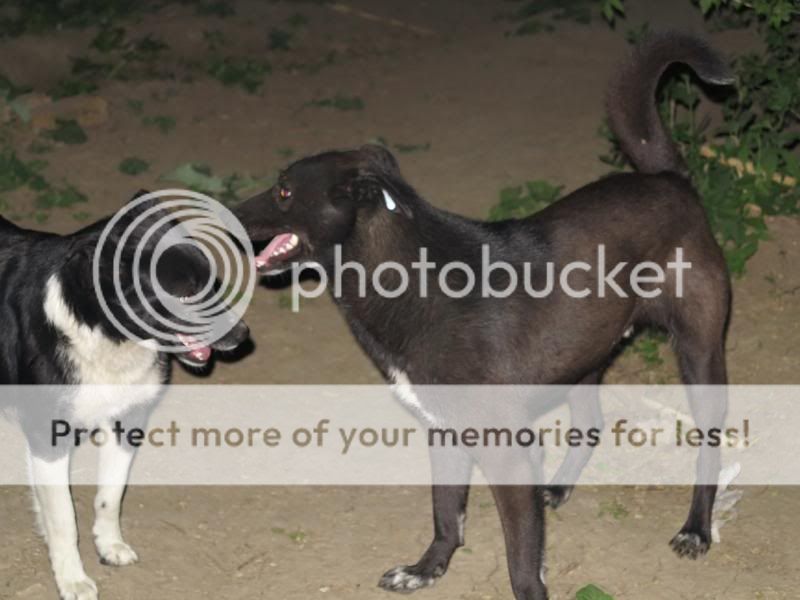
[379,448,472,593]
[481,448,547,600]
[491,484,548,600]
[30,453,98,600]
[93,432,139,567]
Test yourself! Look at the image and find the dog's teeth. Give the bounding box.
[289,234,299,246]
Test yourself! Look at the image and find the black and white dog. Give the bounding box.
[0,192,249,599]
[235,33,734,600]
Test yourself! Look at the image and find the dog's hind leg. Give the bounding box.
[544,371,604,509]
[670,343,728,559]
[93,432,139,567]
[667,260,730,559]
[30,452,98,600]
[378,449,472,593]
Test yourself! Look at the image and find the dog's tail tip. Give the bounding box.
[607,31,735,175]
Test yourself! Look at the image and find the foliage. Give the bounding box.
[159,162,273,204]
[205,56,271,93]
[488,180,562,221]
[576,584,615,600]
[0,72,30,100]
[43,119,88,145]
[49,29,169,98]
[142,115,176,134]
[630,330,669,368]
[118,157,150,175]
[269,29,294,51]
[35,185,88,209]
[0,0,147,37]
[0,149,47,192]
[601,0,800,275]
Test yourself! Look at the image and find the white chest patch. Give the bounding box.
[388,368,438,426]
[43,276,163,424]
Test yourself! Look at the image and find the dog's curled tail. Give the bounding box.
[606,31,735,176]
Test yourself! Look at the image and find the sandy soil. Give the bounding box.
[0,1,798,598]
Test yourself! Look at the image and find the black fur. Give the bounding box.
[0,192,249,599]
[235,33,733,599]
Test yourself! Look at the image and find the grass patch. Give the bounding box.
[193,0,236,18]
[206,56,271,93]
[142,115,176,134]
[0,72,30,100]
[43,119,87,145]
[50,31,169,98]
[268,28,294,51]
[629,330,669,369]
[0,149,48,192]
[159,162,273,204]
[0,0,147,37]
[597,499,629,520]
[119,157,150,175]
[36,185,88,210]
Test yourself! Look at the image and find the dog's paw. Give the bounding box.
[669,530,710,559]
[57,576,98,600]
[96,538,139,566]
[378,564,442,594]
[543,485,573,509]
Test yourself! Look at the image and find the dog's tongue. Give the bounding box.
[176,333,212,362]
[255,233,295,270]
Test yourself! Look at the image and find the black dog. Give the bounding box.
[235,32,733,600]
[0,192,249,599]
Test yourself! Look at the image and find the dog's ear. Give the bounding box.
[113,190,178,244]
[358,144,401,176]
[351,145,413,219]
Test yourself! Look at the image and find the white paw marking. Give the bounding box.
[379,566,438,593]
[97,539,139,566]
[57,576,98,600]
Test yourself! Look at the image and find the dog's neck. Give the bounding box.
[325,197,490,380]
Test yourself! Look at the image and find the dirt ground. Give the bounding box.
[1,0,798,598]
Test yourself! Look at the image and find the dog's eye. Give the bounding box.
[278,187,292,200]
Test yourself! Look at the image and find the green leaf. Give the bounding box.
[576,584,615,600]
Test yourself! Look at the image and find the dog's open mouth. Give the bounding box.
[254,232,301,273]
[175,333,212,367]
